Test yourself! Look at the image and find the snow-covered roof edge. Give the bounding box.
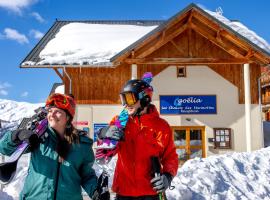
[111,3,270,63]
[20,20,165,68]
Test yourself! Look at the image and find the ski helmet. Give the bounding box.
[45,93,76,118]
[120,79,153,108]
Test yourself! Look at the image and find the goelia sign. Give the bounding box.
[160,95,217,114]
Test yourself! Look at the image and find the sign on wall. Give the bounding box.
[160,95,217,115]
[93,123,108,142]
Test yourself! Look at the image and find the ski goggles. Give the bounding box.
[120,92,138,106]
[45,93,76,117]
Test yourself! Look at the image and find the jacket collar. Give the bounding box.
[130,104,159,121]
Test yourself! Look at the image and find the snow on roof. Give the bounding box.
[21,5,270,68]
[205,9,270,54]
[33,23,158,66]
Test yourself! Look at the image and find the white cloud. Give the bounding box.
[3,28,29,44]
[0,82,11,89]
[0,82,11,96]
[0,89,8,96]
[29,29,44,39]
[0,0,38,14]
[31,12,45,23]
[21,91,29,97]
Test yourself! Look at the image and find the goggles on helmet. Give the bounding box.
[45,93,76,117]
[120,92,138,106]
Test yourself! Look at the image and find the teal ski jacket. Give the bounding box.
[0,127,97,200]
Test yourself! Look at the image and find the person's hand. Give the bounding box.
[150,174,172,193]
[11,129,39,149]
[98,125,124,141]
[92,171,110,200]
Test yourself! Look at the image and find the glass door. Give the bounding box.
[172,126,205,165]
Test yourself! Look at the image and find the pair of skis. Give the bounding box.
[0,107,48,185]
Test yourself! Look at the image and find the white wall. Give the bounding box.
[151,66,262,153]
[74,65,263,155]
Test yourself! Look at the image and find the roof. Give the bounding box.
[111,3,270,64]
[20,4,270,68]
[20,20,164,68]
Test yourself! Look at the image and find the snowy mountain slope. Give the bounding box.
[0,99,43,135]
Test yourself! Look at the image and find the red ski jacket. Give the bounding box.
[110,105,178,197]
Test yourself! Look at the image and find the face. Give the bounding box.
[125,100,141,116]
[47,107,69,133]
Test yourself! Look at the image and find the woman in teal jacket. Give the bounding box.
[0,93,107,200]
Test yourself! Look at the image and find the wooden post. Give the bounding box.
[131,64,137,79]
[244,63,252,152]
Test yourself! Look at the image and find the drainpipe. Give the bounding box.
[63,67,72,94]
[258,65,270,148]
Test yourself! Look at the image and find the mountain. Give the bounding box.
[0,99,43,136]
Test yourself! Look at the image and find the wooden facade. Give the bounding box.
[20,4,270,106]
[261,66,270,120]
[61,5,267,105]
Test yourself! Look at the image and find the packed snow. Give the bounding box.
[1,99,270,200]
[25,23,158,66]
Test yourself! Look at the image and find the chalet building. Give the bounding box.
[20,4,270,163]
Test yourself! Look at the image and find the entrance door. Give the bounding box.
[172,126,206,165]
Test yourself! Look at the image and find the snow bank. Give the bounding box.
[167,147,270,200]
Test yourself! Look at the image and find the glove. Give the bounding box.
[151,173,172,193]
[92,171,110,200]
[11,129,40,149]
[98,125,124,141]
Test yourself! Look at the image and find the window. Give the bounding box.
[213,128,231,149]
[177,66,186,77]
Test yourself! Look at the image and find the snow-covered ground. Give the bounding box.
[1,99,270,200]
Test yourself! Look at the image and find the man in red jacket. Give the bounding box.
[98,78,179,200]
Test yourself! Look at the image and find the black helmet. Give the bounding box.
[120,79,153,108]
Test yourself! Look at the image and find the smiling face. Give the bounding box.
[47,107,69,135]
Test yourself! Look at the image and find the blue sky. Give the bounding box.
[0,0,269,103]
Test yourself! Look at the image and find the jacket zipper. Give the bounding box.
[53,156,61,200]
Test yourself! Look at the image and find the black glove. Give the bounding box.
[11,129,39,149]
[98,125,124,141]
[151,173,172,193]
[92,171,110,200]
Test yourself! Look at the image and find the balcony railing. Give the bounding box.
[261,76,270,87]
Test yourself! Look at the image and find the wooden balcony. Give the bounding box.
[262,96,270,105]
[261,75,270,87]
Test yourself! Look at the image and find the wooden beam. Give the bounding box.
[124,57,249,65]
[188,28,192,57]
[245,49,255,59]
[53,67,64,81]
[135,23,188,59]
[113,11,191,63]
[170,40,185,55]
[190,23,246,58]
[193,11,270,64]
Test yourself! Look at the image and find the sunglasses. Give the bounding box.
[119,92,139,106]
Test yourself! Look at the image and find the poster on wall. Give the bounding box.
[93,123,108,142]
[160,95,217,115]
